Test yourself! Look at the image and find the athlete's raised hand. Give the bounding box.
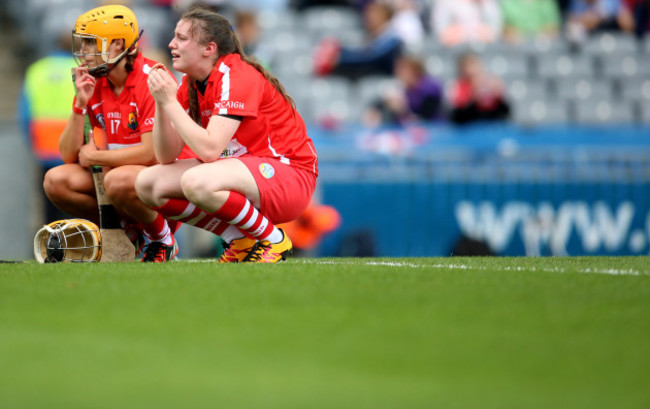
[147,64,177,106]
[73,66,96,109]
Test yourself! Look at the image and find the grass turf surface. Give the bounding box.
[1,257,649,408]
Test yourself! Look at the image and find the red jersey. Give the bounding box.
[87,53,157,150]
[176,53,318,176]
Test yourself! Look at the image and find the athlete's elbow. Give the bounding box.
[60,150,78,164]
[155,152,176,165]
[158,156,176,165]
[143,152,158,166]
[198,149,222,163]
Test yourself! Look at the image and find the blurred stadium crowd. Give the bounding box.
[4,0,650,128]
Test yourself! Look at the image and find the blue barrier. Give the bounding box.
[310,123,650,256]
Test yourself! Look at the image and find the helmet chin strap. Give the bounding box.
[88,30,143,78]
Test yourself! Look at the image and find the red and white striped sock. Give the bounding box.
[212,192,282,243]
[153,198,230,236]
[142,213,174,245]
[220,225,245,243]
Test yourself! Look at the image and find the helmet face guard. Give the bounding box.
[71,5,142,78]
[34,219,102,263]
[72,29,143,77]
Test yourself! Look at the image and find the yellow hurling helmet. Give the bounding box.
[72,5,141,76]
[34,219,102,263]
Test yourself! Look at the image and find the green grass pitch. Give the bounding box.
[1,257,649,408]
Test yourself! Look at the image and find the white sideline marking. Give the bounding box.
[295,260,649,276]
[184,258,649,276]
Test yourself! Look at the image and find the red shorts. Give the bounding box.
[237,155,317,224]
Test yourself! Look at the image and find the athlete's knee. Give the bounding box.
[135,167,158,206]
[179,168,212,204]
[43,167,70,201]
[104,168,136,202]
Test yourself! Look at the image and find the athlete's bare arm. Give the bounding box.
[59,67,96,163]
[146,64,184,163]
[58,112,88,164]
[78,131,157,168]
[152,99,185,164]
[147,65,240,163]
[160,100,240,163]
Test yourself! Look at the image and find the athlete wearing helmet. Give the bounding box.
[43,5,179,263]
[71,4,142,78]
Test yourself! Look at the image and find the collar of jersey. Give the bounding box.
[213,53,242,76]
[122,52,144,89]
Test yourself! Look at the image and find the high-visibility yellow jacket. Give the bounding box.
[20,52,76,166]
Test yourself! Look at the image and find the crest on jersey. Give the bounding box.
[96,114,106,129]
[127,112,138,130]
[259,163,275,179]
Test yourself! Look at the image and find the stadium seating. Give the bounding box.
[581,33,638,57]
[554,78,613,102]
[356,75,401,108]
[484,53,529,80]
[512,98,571,126]
[300,6,361,33]
[506,79,548,102]
[6,1,650,126]
[639,102,650,124]
[423,54,455,83]
[575,100,636,125]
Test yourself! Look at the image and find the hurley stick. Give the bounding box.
[86,127,135,262]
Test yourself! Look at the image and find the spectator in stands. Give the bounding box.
[556,0,573,16]
[363,55,444,126]
[430,0,503,47]
[500,0,562,42]
[234,10,273,67]
[234,10,259,56]
[291,0,354,11]
[624,0,650,37]
[314,1,402,80]
[388,0,426,47]
[566,0,635,41]
[17,32,76,222]
[448,52,510,124]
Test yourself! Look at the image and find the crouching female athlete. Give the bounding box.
[135,7,318,262]
[43,5,178,262]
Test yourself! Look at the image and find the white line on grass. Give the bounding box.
[184,258,648,276]
[294,259,649,276]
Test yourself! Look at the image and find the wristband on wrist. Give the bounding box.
[72,98,87,116]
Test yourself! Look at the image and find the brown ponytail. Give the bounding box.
[187,79,202,124]
[182,7,295,124]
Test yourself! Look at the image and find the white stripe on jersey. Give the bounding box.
[305,140,318,174]
[108,142,142,150]
[218,62,231,115]
[267,134,290,165]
